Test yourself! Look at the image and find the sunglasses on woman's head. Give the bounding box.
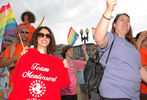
[38,32,52,39]
[20,31,29,34]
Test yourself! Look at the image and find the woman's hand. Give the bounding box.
[138,31,147,43]
[136,31,147,50]
[21,46,28,56]
[82,44,86,51]
[82,44,89,64]
[63,59,68,68]
[106,0,117,13]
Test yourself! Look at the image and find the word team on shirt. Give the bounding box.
[22,63,58,82]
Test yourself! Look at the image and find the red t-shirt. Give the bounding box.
[8,48,70,100]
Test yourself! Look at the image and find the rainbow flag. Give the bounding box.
[37,17,45,28]
[92,27,96,40]
[0,3,18,51]
[67,27,79,46]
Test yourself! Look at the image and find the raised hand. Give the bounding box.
[136,31,147,50]
[139,31,147,43]
[106,0,117,12]
[82,44,86,51]
[82,44,89,63]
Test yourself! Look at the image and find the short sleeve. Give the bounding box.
[1,46,10,58]
[75,60,84,69]
[96,32,114,53]
[60,63,71,88]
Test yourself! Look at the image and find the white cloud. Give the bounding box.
[0,0,147,45]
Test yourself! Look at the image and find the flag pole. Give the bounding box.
[18,32,24,49]
[37,17,45,28]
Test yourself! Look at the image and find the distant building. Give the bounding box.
[73,43,95,60]
[56,44,65,58]
[56,43,95,60]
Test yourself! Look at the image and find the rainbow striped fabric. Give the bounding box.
[92,27,96,40]
[67,27,79,46]
[0,3,18,51]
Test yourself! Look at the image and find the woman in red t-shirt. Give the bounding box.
[8,26,70,100]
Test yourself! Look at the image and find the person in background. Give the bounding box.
[8,26,70,100]
[0,25,29,94]
[78,56,89,100]
[0,42,21,100]
[61,44,88,100]
[19,11,36,42]
[95,0,141,99]
[9,11,36,60]
[136,31,147,100]
[92,44,99,59]
[0,57,9,100]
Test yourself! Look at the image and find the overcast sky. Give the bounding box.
[1,0,147,46]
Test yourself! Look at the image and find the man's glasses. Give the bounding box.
[20,31,29,34]
[38,32,52,39]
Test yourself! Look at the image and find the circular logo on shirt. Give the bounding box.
[29,80,46,98]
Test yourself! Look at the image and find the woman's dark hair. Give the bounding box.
[29,26,56,56]
[135,32,142,41]
[61,45,73,59]
[111,13,137,49]
[21,11,36,23]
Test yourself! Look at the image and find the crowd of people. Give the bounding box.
[0,0,147,100]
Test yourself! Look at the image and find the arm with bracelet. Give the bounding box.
[95,0,116,49]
